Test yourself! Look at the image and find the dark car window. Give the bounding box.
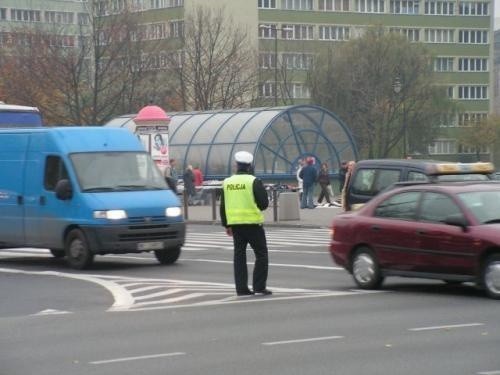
[374,191,420,220]
[419,192,462,223]
[44,155,69,191]
[352,168,400,195]
[408,171,428,181]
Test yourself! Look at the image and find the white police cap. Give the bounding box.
[234,151,253,164]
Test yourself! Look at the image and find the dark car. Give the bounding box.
[345,159,493,211]
[330,180,500,299]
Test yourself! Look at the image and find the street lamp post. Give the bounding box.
[259,24,292,106]
[393,76,407,157]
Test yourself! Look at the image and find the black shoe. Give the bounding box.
[236,290,254,296]
[254,289,272,296]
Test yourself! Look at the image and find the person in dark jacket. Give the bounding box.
[299,156,318,209]
[220,151,271,296]
[317,162,333,206]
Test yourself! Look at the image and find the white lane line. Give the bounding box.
[182,258,343,270]
[477,371,500,375]
[133,288,183,301]
[0,268,134,310]
[89,352,186,365]
[408,323,484,331]
[262,335,344,346]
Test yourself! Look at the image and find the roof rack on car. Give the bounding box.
[426,162,494,175]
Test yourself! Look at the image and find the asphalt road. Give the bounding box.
[0,224,499,375]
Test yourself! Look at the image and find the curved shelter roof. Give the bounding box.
[106,105,358,180]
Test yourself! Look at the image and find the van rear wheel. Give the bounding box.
[65,229,94,269]
[155,247,181,264]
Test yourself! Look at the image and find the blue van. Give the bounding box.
[0,102,43,127]
[0,127,185,269]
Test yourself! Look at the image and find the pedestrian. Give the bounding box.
[220,151,271,296]
[341,161,356,211]
[193,164,204,187]
[164,158,178,193]
[316,162,333,206]
[183,164,196,205]
[299,156,317,209]
[296,158,305,202]
[338,161,348,195]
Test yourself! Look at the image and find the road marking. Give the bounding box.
[89,352,186,365]
[408,323,484,331]
[32,309,72,316]
[262,335,344,346]
[0,268,134,310]
[182,258,343,270]
[477,371,500,375]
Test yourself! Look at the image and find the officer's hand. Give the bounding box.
[225,227,233,236]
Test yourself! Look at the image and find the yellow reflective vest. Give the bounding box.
[223,174,264,225]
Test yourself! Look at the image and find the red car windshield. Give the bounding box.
[457,190,500,224]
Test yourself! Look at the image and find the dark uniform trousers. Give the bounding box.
[231,224,269,292]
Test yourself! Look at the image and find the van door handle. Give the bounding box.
[17,196,23,205]
[39,196,46,205]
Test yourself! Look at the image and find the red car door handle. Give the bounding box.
[371,225,381,231]
[416,230,426,235]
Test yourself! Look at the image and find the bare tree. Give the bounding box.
[0,2,164,125]
[168,6,259,111]
[308,27,456,159]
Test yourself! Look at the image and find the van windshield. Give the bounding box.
[70,152,167,192]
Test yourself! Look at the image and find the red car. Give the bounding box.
[330,181,500,299]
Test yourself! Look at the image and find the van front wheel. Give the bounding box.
[155,247,181,265]
[65,229,94,269]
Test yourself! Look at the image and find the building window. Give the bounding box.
[390,28,420,41]
[319,0,350,10]
[259,24,277,39]
[282,53,314,70]
[44,11,75,24]
[319,26,350,40]
[10,9,41,22]
[458,112,488,127]
[286,83,311,98]
[355,0,385,12]
[458,30,488,44]
[0,8,6,20]
[390,0,419,14]
[258,0,277,8]
[459,1,489,15]
[428,139,456,155]
[259,82,276,98]
[434,57,453,72]
[458,144,489,154]
[169,20,184,38]
[259,52,277,69]
[78,13,89,25]
[424,1,454,14]
[282,0,313,10]
[458,58,488,72]
[282,24,314,40]
[424,28,454,43]
[458,85,488,100]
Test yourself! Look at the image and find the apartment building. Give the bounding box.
[0,0,495,162]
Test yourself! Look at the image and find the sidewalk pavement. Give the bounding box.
[182,201,341,229]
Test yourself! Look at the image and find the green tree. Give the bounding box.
[458,115,500,161]
[308,27,456,159]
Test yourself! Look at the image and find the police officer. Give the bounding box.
[220,151,271,296]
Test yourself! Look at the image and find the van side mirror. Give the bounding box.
[55,179,73,200]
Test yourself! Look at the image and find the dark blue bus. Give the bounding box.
[0,102,43,127]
